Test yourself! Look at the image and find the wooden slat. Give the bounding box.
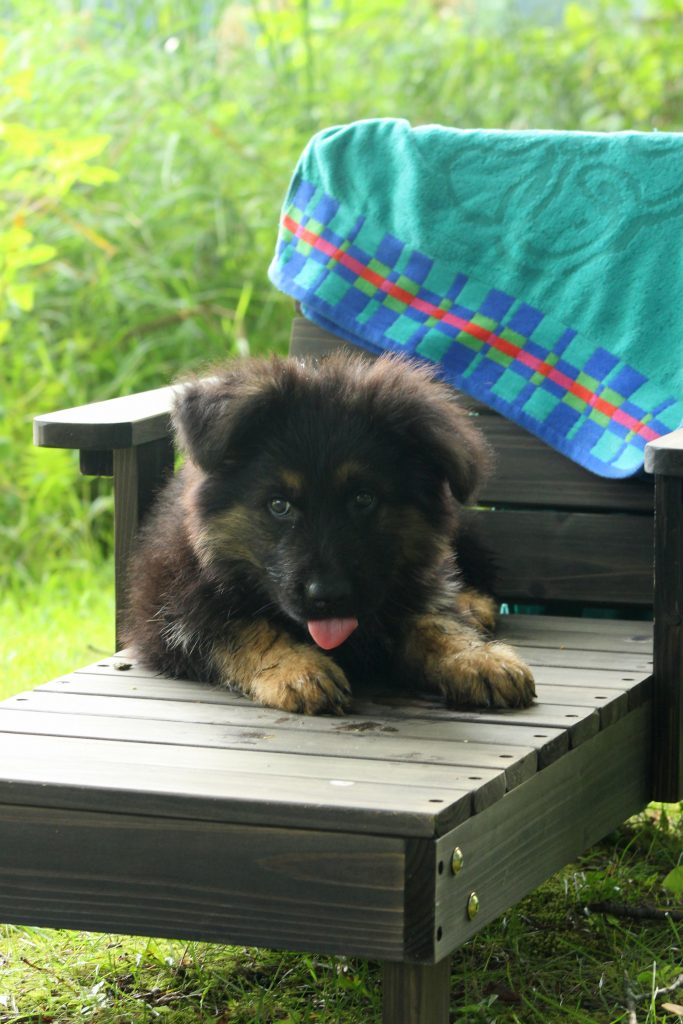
[0,692,538,792]
[0,803,408,959]
[0,709,508,814]
[37,674,570,768]
[513,645,652,672]
[0,732,468,837]
[366,694,599,747]
[475,412,653,512]
[433,703,651,958]
[477,509,653,606]
[499,614,652,652]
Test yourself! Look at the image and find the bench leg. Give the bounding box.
[382,958,451,1024]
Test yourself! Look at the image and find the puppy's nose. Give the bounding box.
[305,577,352,612]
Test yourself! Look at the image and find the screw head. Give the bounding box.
[467,891,480,920]
[451,847,464,874]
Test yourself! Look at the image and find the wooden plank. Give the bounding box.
[499,615,652,652]
[0,803,408,959]
[0,732,468,837]
[476,413,653,512]
[430,703,652,960]
[0,712,506,813]
[652,473,683,800]
[511,645,652,672]
[476,509,653,606]
[533,685,627,727]
[69,656,649,709]
[36,679,569,773]
[33,386,174,450]
[0,692,538,792]
[365,693,600,747]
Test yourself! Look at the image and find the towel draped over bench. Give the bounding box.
[268,118,683,478]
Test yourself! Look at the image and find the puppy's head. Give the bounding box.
[172,353,491,647]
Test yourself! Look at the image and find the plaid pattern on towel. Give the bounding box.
[269,120,683,477]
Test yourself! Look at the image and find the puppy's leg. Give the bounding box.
[399,614,535,709]
[211,620,351,715]
[453,587,498,633]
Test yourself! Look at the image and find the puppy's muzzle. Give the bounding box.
[305,575,353,616]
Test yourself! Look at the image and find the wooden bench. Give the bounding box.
[1,319,682,1023]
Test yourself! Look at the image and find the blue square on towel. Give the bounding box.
[446,273,469,302]
[370,304,402,334]
[480,289,515,322]
[402,250,434,285]
[505,303,544,337]
[605,363,647,398]
[312,194,339,225]
[581,347,620,380]
[376,233,405,269]
[292,179,318,209]
[546,402,581,434]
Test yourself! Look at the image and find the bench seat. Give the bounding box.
[0,615,652,968]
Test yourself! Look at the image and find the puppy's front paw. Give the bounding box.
[249,648,352,715]
[439,641,536,709]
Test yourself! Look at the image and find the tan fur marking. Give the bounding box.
[400,614,535,709]
[454,587,498,633]
[333,460,366,486]
[192,505,264,569]
[212,620,351,715]
[279,469,304,495]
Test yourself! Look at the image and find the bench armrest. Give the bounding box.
[33,386,175,451]
[33,386,177,648]
[644,427,683,477]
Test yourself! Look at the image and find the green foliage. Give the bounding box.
[4,0,683,589]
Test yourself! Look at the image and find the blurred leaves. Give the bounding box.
[3,0,683,585]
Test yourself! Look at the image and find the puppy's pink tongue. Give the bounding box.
[307,618,359,650]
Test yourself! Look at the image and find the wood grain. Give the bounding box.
[0,803,408,959]
[652,474,683,800]
[383,958,451,1024]
[432,703,652,958]
[476,508,653,606]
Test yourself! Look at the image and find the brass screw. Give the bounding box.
[467,891,480,920]
[451,847,464,874]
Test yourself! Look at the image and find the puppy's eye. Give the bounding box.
[353,491,376,511]
[268,497,292,518]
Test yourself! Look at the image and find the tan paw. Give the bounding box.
[453,587,498,633]
[248,648,352,715]
[437,641,536,709]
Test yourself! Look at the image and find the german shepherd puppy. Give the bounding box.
[124,353,535,715]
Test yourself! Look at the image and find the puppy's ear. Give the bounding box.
[414,395,492,504]
[365,356,492,504]
[172,361,281,472]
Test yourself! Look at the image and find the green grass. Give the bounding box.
[0,564,114,700]
[1,813,681,1023]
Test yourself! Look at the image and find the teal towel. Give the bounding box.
[268,118,683,477]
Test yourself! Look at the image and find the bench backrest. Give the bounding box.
[290,318,654,612]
